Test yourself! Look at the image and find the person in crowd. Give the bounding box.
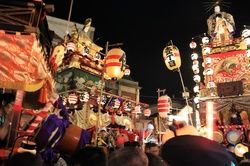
[143,123,157,143]
[161,135,237,166]
[239,152,250,166]
[108,147,148,166]
[146,152,168,166]
[6,152,43,166]
[71,146,107,166]
[145,142,160,156]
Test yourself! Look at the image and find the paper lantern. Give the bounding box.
[104,48,126,80]
[143,109,151,117]
[235,143,249,157]
[191,53,198,60]
[242,28,250,38]
[158,95,171,118]
[189,41,197,49]
[68,93,78,104]
[163,45,181,71]
[202,36,209,44]
[66,42,76,52]
[203,46,211,55]
[193,75,201,83]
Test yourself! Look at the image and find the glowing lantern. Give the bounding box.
[191,53,198,60]
[193,85,200,93]
[157,95,171,118]
[143,109,151,117]
[205,57,212,66]
[68,93,78,104]
[235,143,249,157]
[163,45,181,71]
[66,42,76,52]
[242,28,250,38]
[203,46,211,55]
[104,48,126,80]
[205,68,214,76]
[202,36,209,45]
[193,75,201,83]
[189,41,197,49]
[124,68,131,76]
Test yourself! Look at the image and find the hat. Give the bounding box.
[161,135,237,166]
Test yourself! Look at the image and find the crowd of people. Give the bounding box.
[3,133,250,166]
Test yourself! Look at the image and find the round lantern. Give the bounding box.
[205,57,212,66]
[242,28,250,38]
[205,68,214,76]
[207,81,216,88]
[203,46,211,55]
[66,42,76,52]
[163,45,181,71]
[193,96,200,104]
[193,60,199,66]
[193,85,200,93]
[105,48,126,80]
[235,143,249,157]
[191,53,198,60]
[244,38,250,46]
[189,41,197,49]
[158,95,171,118]
[193,75,201,83]
[143,109,151,117]
[202,36,209,45]
[68,93,78,104]
[124,68,131,76]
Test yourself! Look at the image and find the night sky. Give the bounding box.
[46,0,250,104]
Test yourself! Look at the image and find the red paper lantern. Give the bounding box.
[68,93,78,104]
[104,48,126,80]
[143,109,151,117]
[157,95,171,118]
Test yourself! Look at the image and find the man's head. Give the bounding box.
[145,142,160,156]
[109,147,148,166]
[161,135,237,166]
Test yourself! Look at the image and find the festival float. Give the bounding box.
[0,0,150,163]
[189,2,250,156]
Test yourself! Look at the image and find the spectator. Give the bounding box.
[71,146,107,166]
[239,152,250,166]
[109,147,148,166]
[146,152,168,166]
[161,135,237,166]
[6,152,43,166]
[145,142,160,156]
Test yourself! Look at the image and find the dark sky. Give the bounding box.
[46,0,250,104]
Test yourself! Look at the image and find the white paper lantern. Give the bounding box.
[205,57,212,66]
[193,96,200,104]
[206,68,214,75]
[244,38,250,46]
[191,53,198,60]
[193,75,201,83]
[193,68,200,74]
[242,29,250,38]
[193,85,200,93]
[79,91,89,103]
[189,41,197,49]
[124,68,131,76]
[193,60,199,66]
[203,46,211,55]
[202,36,210,45]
